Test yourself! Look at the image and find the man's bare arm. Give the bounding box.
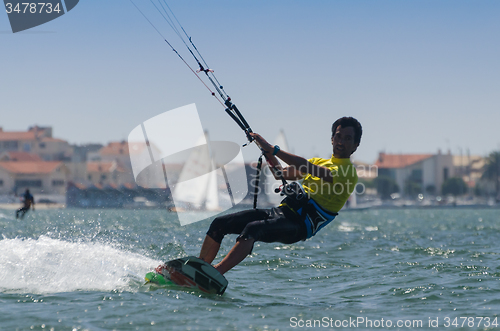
[250,133,334,183]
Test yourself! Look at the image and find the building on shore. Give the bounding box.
[0,160,68,195]
[86,161,134,187]
[374,151,454,197]
[0,126,72,161]
[66,182,172,208]
[453,153,485,192]
[0,126,73,195]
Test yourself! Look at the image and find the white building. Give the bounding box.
[374,151,454,196]
[0,161,68,195]
[0,126,72,161]
[86,161,134,187]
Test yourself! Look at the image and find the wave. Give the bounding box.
[0,236,159,294]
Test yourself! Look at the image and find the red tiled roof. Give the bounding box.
[120,182,136,189]
[0,152,42,162]
[40,137,67,143]
[87,161,127,173]
[100,142,130,156]
[375,153,433,169]
[69,181,87,190]
[0,131,37,141]
[87,162,116,173]
[100,141,151,156]
[0,161,62,174]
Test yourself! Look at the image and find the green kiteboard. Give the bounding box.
[145,256,228,295]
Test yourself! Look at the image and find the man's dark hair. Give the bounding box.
[331,117,362,145]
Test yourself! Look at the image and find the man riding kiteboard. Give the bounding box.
[132,2,363,292]
[198,116,362,274]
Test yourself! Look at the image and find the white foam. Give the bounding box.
[337,222,357,232]
[0,212,15,220]
[0,236,160,294]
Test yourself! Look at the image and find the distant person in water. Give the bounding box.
[16,189,35,219]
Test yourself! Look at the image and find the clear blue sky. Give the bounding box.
[1,0,499,163]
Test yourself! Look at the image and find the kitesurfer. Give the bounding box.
[198,117,362,274]
[16,188,35,219]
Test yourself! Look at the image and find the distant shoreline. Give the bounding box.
[0,203,65,210]
[0,203,498,211]
[343,203,500,212]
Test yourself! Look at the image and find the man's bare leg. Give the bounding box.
[198,235,220,264]
[214,238,255,275]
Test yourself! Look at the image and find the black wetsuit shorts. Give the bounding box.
[206,206,307,244]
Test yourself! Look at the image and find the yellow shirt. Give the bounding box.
[302,156,358,213]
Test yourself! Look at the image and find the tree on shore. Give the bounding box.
[375,175,399,200]
[404,180,422,198]
[442,177,467,196]
[482,151,500,201]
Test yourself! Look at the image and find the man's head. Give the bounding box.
[331,117,362,158]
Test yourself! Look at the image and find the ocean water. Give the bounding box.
[1,207,499,330]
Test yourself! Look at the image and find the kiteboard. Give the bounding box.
[145,256,228,295]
